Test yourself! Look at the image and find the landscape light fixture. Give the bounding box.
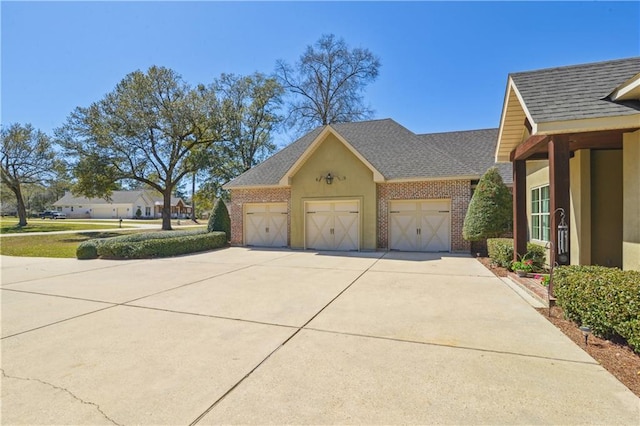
[579,326,592,346]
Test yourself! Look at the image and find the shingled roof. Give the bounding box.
[53,190,186,207]
[510,57,640,123]
[418,128,512,185]
[225,119,509,188]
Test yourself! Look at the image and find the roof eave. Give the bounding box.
[496,78,536,162]
[277,126,385,186]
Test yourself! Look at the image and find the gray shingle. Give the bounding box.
[511,57,640,123]
[417,128,512,185]
[225,119,510,188]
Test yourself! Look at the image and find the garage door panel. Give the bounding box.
[334,212,359,251]
[421,213,450,252]
[245,203,288,248]
[390,200,451,252]
[305,201,359,251]
[389,213,418,251]
[269,213,287,247]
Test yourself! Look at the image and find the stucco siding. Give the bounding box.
[623,130,640,271]
[289,134,377,250]
[591,150,623,268]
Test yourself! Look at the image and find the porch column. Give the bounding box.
[513,160,527,261]
[549,135,571,266]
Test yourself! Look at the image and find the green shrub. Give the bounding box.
[97,231,227,259]
[76,230,227,260]
[487,238,547,270]
[76,240,102,260]
[554,265,640,353]
[526,243,546,270]
[207,198,231,241]
[487,238,513,268]
[463,167,512,241]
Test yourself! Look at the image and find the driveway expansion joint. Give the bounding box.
[302,327,601,366]
[189,251,389,425]
[0,368,122,426]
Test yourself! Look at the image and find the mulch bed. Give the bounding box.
[477,257,640,398]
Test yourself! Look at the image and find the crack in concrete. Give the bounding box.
[1,368,122,426]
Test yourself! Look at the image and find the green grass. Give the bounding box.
[0,231,147,258]
[0,218,132,234]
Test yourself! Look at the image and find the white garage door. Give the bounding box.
[305,200,359,251]
[389,200,451,252]
[91,207,117,219]
[244,203,288,247]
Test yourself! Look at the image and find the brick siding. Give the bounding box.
[230,180,473,253]
[229,188,291,245]
[377,180,472,252]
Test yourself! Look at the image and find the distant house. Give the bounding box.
[223,119,510,252]
[53,190,191,219]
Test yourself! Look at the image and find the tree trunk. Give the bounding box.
[191,172,197,222]
[14,184,28,227]
[162,189,172,231]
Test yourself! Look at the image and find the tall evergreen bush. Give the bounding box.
[463,167,512,241]
[207,198,231,241]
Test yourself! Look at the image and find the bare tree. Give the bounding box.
[276,34,380,132]
[1,123,56,226]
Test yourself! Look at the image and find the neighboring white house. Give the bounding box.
[53,190,191,219]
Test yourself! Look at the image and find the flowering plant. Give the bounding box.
[511,256,534,272]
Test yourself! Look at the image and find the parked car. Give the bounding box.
[39,211,57,219]
[52,212,67,219]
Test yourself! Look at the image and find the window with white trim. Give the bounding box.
[531,185,550,241]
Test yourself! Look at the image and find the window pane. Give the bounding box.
[532,189,539,213]
[532,215,540,240]
[541,185,550,201]
[542,214,550,242]
[542,198,550,214]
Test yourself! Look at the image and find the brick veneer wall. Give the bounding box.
[229,188,291,246]
[377,180,472,252]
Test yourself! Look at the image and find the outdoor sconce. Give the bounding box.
[555,208,569,264]
[316,173,345,185]
[579,326,591,346]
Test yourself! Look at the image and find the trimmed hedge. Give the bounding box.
[553,265,640,353]
[486,238,546,270]
[76,230,227,260]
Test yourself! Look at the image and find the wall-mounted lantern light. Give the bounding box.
[555,207,569,264]
[316,173,345,185]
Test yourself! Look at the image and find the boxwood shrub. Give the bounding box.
[76,230,227,260]
[554,265,640,353]
[487,238,546,270]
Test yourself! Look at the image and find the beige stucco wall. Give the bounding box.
[569,150,591,265]
[289,134,377,250]
[623,130,640,271]
[591,150,623,268]
[525,161,550,260]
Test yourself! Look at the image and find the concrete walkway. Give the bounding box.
[1,248,638,425]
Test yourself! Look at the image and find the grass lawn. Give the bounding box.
[0,218,132,234]
[0,231,146,258]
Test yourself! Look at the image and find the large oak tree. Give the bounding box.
[1,123,56,227]
[276,34,380,132]
[57,66,221,230]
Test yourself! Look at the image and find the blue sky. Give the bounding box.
[2,1,639,146]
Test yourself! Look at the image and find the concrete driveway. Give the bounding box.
[1,248,638,425]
